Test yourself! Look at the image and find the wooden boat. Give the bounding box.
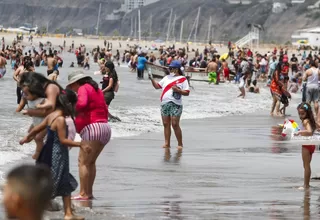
[145,63,234,83]
[145,62,210,82]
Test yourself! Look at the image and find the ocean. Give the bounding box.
[0,51,272,176]
[1,49,314,220]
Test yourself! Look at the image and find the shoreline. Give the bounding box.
[1,102,312,219]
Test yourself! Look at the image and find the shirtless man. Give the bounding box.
[221,58,230,81]
[47,53,57,76]
[207,57,218,84]
[13,63,25,104]
[84,53,90,70]
[0,53,7,78]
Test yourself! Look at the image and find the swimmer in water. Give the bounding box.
[0,53,7,78]
[296,103,316,189]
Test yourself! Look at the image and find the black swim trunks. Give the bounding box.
[47,69,54,76]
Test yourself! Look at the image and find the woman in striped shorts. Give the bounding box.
[67,70,111,201]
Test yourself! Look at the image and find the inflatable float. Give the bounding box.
[277,119,320,145]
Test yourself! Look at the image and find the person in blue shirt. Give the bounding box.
[137,53,147,79]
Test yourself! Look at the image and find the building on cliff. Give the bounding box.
[272,2,287,13]
[291,27,320,47]
[120,0,160,12]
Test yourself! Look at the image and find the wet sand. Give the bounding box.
[1,106,320,219]
[49,110,320,219]
[0,33,313,219]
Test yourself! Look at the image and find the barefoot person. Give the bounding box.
[207,57,218,84]
[67,71,111,200]
[270,62,284,116]
[20,90,84,220]
[3,165,53,220]
[149,60,190,150]
[296,103,316,189]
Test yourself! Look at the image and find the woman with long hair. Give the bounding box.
[67,71,111,200]
[101,61,120,122]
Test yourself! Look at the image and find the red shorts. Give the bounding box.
[223,68,230,80]
[303,145,316,154]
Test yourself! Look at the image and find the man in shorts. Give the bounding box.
[303,60,320,114]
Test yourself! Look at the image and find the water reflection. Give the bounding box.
[163,149,182,163]
[304,190,310,220]
[270,125,289,154]
[161,199,182,220]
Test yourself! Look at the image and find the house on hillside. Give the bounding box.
[227,0,252,4]
[272,2,287,13]
[291,0,305,4]
[307,0,320,10]
[119,0,160,12]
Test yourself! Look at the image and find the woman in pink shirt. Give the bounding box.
[67,71,111,200]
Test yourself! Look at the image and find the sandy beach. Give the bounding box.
[0,33,313,219]
[3,106,320,219]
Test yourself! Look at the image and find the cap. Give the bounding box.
[169,60,182,69]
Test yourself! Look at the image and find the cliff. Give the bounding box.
[0,0,319,43]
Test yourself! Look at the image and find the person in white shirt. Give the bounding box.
[149,60,190,150]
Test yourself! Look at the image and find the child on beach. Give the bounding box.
[3,164,53,220]
[16,85,52,160]
[19,89,84,220]
[238,72,248,98]
[296,103,316,189]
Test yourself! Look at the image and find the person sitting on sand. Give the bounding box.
[3,164,53,220]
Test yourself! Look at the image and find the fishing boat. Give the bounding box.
[5,23,38,34]
[145,63,234,83]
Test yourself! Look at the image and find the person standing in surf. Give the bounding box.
[149,60,190,150]
[0,53,6,78]
[303,60,320,114]
[296,103,316,189]
[207,57,218,84]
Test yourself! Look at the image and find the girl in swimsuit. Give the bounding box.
[296,103,317,189]
[20,89,84,220]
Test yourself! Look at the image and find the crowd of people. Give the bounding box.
[0,37,117,220]
[4,32,320,219]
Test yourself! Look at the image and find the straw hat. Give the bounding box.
[67,70,91,86]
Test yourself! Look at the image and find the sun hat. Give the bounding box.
[169,60,182,69]
[67,70,91,86]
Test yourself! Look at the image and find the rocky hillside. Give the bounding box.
[0,0,319,43]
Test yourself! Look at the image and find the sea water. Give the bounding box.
[0,51,274,177]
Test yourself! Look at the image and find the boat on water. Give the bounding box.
[4,23,38,34]
[145,63,234,83]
